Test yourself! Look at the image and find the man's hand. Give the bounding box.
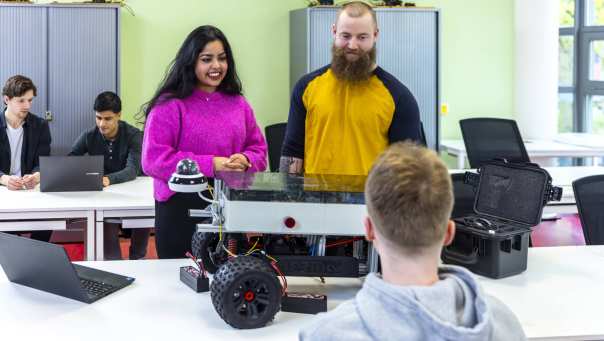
[103,176,111,187]
[21,172,40,189]
[279,156,304,175]
[1,174,25,191]
[224,153,250,171]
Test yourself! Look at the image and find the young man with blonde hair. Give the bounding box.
[300,142,526,341]
[281,1,421,176]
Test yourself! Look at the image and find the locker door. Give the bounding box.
[0,6,48,119]
[47,7,118,155]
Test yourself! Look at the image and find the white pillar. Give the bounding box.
[514,0,559,140]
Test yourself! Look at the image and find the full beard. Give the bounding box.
[330,43,377,82]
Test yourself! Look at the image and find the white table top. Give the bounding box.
[477,246,604,340]
[1,246,603,340]
[441,138,604,156]
[554,133,604,148]
[0,177,154,213]
[0,258,359,341]
[1,168,603,215]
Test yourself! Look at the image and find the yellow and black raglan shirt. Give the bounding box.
[282,65,421,176]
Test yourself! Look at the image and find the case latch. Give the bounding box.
[545,182,563,203]
[463,172,480,188]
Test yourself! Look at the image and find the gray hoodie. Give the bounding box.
[299,265,526,341]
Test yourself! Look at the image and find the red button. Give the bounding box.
[284,217,296,229]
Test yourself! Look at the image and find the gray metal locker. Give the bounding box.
[0,3,120,155]
[0,6,48,117]
[48,6,119,155]
[290,7,440,150]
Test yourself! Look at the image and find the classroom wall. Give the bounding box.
[50,0,515,142]
[119,0,514,139]
[426,0,515,139]
[119,0,307,129]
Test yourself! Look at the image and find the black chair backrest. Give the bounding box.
[573,175,604,245]
[460,118,530,168]
[264,122,287,172]
[419,121,427,147]
[451,173,476,218]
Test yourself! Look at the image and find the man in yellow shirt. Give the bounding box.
[280,1,421,176]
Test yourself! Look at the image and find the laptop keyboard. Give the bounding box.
[80,278,116,297]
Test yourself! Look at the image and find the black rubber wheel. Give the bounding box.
[191,232,228,274]
[211,256,282,329]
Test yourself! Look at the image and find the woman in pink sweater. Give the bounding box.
[141,26,267,259]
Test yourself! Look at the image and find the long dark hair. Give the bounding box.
[138,25,242,124]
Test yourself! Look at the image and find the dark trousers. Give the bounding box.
[154,192,209,259]
[30,230,53,242]
[103,222,150,260]
[8,230,53,242]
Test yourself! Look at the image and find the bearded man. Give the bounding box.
[280,0,421,176]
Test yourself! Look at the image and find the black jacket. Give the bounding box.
[0,110,51,177]
[69,121,142,185]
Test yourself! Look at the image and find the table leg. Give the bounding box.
[457,155,465,169]
[86,210,95,261]
[96,210,104,261]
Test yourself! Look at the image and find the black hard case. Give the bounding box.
[442,161,561,279]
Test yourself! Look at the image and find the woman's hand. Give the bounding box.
[213,157,230,172]
[224,153,250,171]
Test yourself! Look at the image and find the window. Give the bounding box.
[559,0,604,134]
[560,0,575,27]
[587,95,604,133]
[560,36,574,87]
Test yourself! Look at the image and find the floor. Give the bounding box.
[62,235,158,261]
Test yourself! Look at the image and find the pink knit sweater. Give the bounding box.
[142,89,267,201]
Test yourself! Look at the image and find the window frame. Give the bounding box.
[561,0,604,132]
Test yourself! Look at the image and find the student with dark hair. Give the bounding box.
[70,91,149,260]
[0,75,52,242]
[141,25,267,259]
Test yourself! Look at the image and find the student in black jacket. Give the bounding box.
[69,91,149,260]
[0,75,52,242]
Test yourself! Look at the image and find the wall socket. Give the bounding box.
[45,111,53,122]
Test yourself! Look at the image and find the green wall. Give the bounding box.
[115,0,514,144]
[120,0,307,128]
[427,0,515,140]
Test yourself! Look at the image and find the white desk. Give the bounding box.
[0,187,97,260]
[541,166,604,214]
[93,177,155,260]
[442,139,604,169]
[0,177,155,261]
[92,168,603,259]
[477,246,604,340]
[0,246,602,340]
[2,168,603,260]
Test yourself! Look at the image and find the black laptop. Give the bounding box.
[0,232,134,303]
[40,155,103,192]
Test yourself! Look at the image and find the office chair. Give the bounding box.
[264,122,287,172]
[419,121,427,147]
[460,118,530,168]
[573,175,604,245]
